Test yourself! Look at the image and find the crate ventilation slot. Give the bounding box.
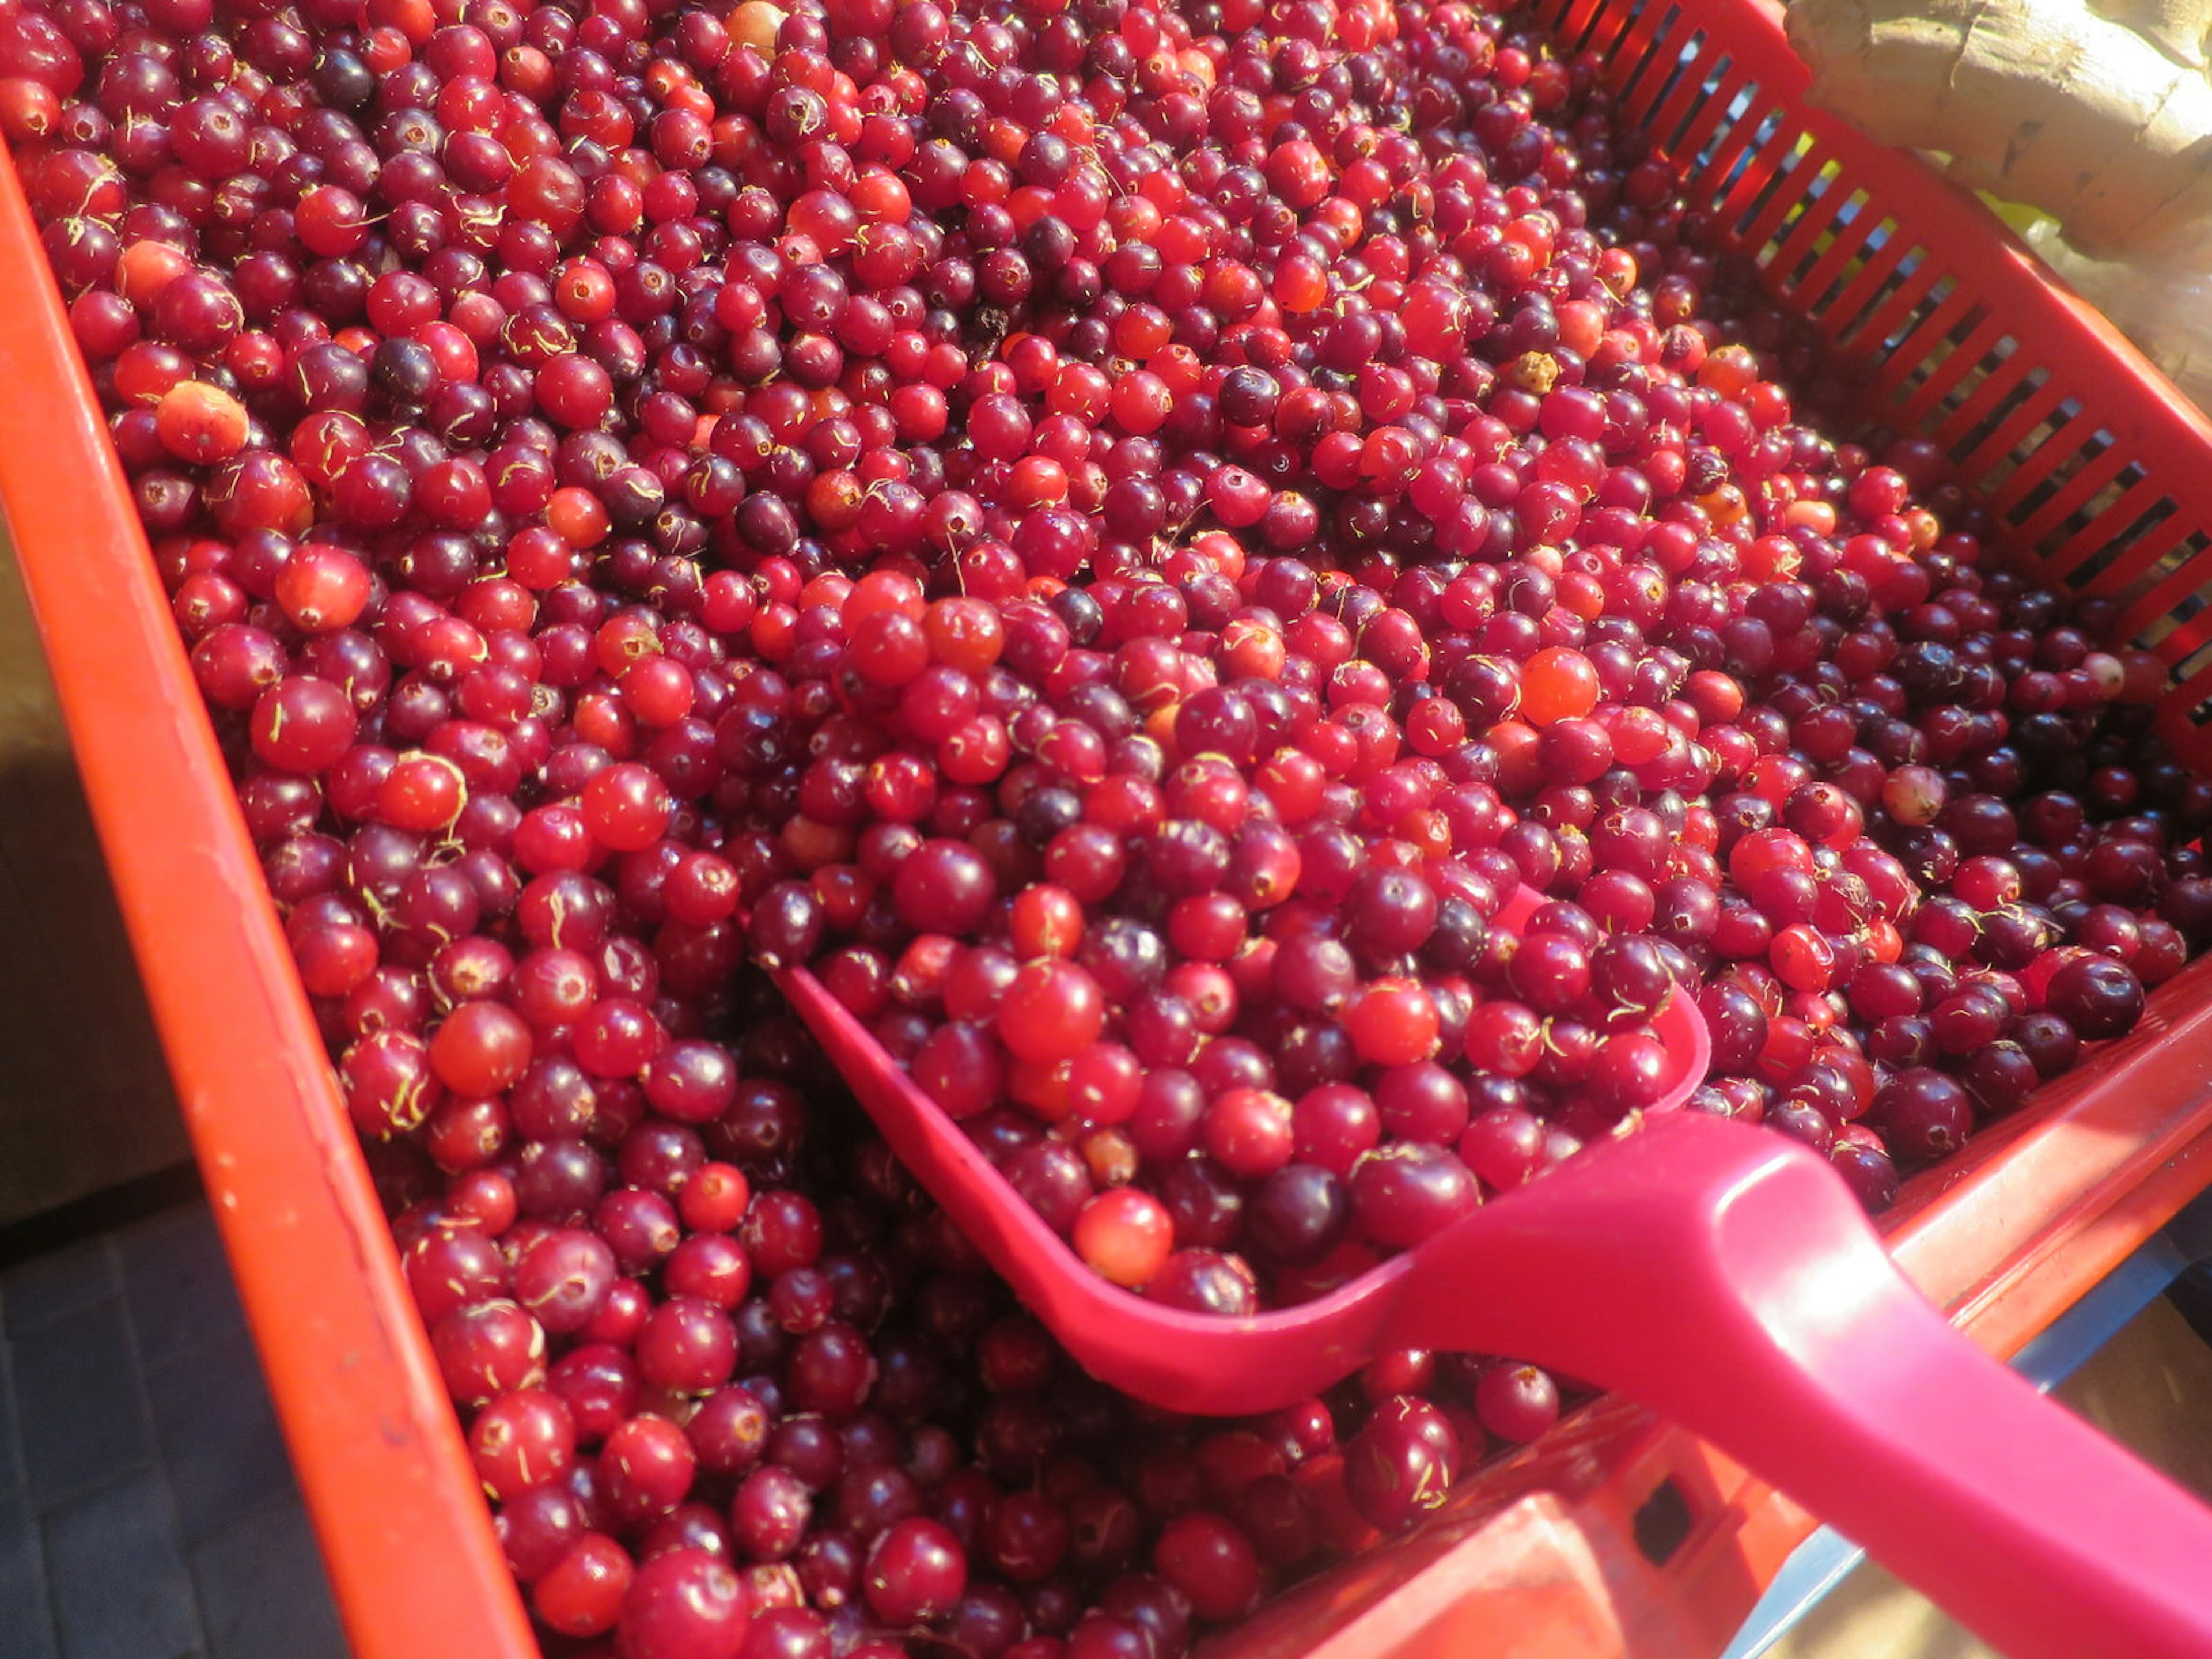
[1945,359,2047,469]
[2000,427,2114,532]
[1633,1480,1695,1566]
[2118,526,2212,646]
[1613,12,1695,123]
[2055,487,2173,592]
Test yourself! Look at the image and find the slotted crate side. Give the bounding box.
[1527,0,2212,760]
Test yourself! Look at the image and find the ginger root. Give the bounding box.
[1788,0,2212,256]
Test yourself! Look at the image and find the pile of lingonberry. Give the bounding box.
[10,0,2212,1645]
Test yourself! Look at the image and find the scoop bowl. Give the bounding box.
[764,888,2212,1659]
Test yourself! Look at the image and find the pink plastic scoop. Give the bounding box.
[764,895,2212,1659]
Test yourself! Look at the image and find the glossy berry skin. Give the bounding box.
[433,1301,547,1408]
[1150,1509,1262,1622]
[512,1229,618,1335]
[1874,1069,1975,1166]
[1343,980,1441,1067]
[1349,1146,1480,1249]
[1343,1396,1459,1532]
[600,1416,699,1526]
[863,1517,967,1626]
[535,1533,634,1637]
[615,1547,749,1659]
[893,839,997,934]
[997,960,1108,1064]
[2043,956,2146,1040]
[584,763,673,853]
[1073,1190,1174,1288]
[635,1298,738,1397]
[471,1388,578,1501]
[1146,1249,1260,1317]
[1475,1362,1562,1444]
[251,676,356,773]
[685,1387,769,1479]
[431,1001,533,1097]
[154,379,248,463]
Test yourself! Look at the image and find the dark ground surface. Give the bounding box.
[0,1197,346,1659]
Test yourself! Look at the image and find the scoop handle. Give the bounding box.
[1392,1113,2212,1659]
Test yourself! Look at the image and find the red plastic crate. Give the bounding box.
[8,0,2212,1655]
